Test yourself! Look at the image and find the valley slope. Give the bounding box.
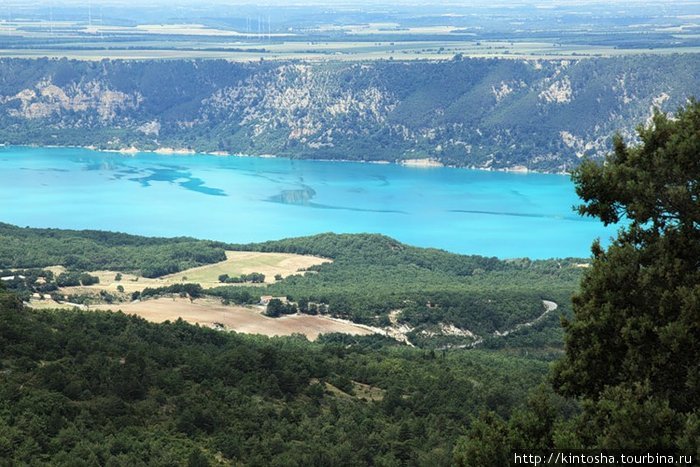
[0,223,580,352]
[0,55,696,172]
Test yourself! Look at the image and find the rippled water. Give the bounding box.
[0,146,616,258]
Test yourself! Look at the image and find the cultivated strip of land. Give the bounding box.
[54,250,330,295]
[88,297,373,341]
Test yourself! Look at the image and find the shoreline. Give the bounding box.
[400,158,444,168]
[1,143,571,176]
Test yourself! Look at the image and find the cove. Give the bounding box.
[0,146,616,259]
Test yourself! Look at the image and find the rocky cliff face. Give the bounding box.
[0,56,695,171]
[200,63,397,147]
[3,79,141,122]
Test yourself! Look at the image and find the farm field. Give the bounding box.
[160,250,330,286]
[88,297,376,340]
[2,40,699,61]
[51,250,330,296]
[1,0,698,62]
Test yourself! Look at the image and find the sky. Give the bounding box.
[8,0,700,5]
[2,0,697,24]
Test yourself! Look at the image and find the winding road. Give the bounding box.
[437,299,559,350]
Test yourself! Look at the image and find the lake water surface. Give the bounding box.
[0,146,616,259]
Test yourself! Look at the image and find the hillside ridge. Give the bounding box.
[0,56,696,171]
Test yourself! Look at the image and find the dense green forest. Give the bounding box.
[0,283,553,466]
[0,56,696,171]
[0,223,227,278]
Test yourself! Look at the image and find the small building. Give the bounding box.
[259,295,274,305]
[259,295,288,306]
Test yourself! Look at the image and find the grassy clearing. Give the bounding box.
[27,300,86,311]
[161,250,330,285]
[353,381,385,401]
[49,250,330,295]
[321,380,385,401]
[46,251,330,296]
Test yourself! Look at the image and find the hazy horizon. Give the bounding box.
[4,0,699,7]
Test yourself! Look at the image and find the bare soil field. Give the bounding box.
[88,297,374,341]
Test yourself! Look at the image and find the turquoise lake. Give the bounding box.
[0,146,616,259]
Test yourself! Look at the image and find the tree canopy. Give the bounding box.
[555,100,700,415]
[455,100,700,463]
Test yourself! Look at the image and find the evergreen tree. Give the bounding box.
[454,101,699,463]
[552,100,699,447]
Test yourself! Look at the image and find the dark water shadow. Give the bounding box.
[266,186,405,214]
[449,209,584,222]
[129,167,227,197]
[20,167,70,173]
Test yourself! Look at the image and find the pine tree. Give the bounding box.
[552,100,699,448]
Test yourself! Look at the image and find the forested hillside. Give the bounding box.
[0,224,580,350]
[0,223,227,278]
[0,284,552,466]
[221,233,580,347]
[0,56,696,171]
